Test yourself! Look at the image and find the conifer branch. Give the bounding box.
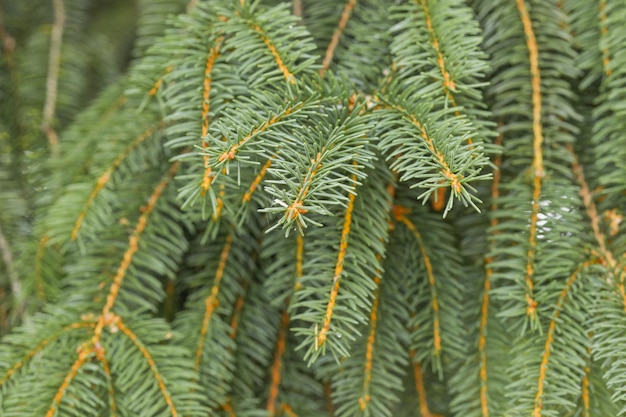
[41,0,65,153]
[267,311,289,415]
[195,233,233,370]
[116,318,179,416]
[71,123,165,241]
[45,341,92,417]
[200,38,224,196]
[0,321,94,387]
[242,15,296,83]
[411,356,440,417]
[320,0,356,77]
[416,0,456,97]
[516,0,544,320]
[99,162,179,321]
[532,262,593,416]
[393,207,441,355]
[316,173,358,348]
[358,274,381,411]
[479,131,503,417]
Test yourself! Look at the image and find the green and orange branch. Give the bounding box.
[97,162,179,327]
[416,0,456,97]
[0,321,95,387]
[287,150,324,225]
[320,0,357,77]
[281,404,299,417]
[116,318,178,416]
[195,233,234,369]
[411,353,440,417]
[45,341,92,417]
[200,37,224,195]
[71,123,164,240]
[229,293,246,340]
[316,173,358,348]
[148,65,173,96]
[242,157,274,203]
[581,361,590,417]
[218,104,302,164]
[265,233,305,413]
[382,101,463,194]
[516,0,544,318]
[532,262,592,417]
[267,311,290,415]
[45,163,180,415]
[245,21,295,83]
[393,206,441,355]
[358,273,381,411]
[479,131,503,417]
[570,149,622,307]
[96,344,117,416]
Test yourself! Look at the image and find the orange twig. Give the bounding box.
[516,0,544,318]
[72,124,164,240]
[267,311,290,415]
[45,342,92,417]
[479,131,503,417]
[316,173,358,347]
[201,38,224,195]
[117,318,178,416]
[247,22,295,83]
[195,234,234,369]
[320,0,357,77]
[358,274,381,411]
[0,322,94,387]
[532,262,592,417]
[394,208,441,355]
[98,162,179,324]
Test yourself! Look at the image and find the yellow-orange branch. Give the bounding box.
[359,274,381,411]
[417,0,455,95]
[195,234,234,369]
[412,354,437,417]
[532,262,591,417]
[45,343,92,417]
[394,208,441,355]
[316,173,358,348]
[320,0,357,77]
[242,157,273,203]
[267,311,290,415]
[72,124,164,240]
[383,102,462,194]
[97,347,118,416]
[246,22,295,83]
[479,131,503,417]
[516,0,544,318]
[201,38,224,195]
[0,322,94,387]
[581,362,590,417]
[117,318,178,416]
[98,162,179,325]
[218,105,302,163]
[570,149,622,308]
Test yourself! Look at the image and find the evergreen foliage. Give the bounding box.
[1,0,626,416]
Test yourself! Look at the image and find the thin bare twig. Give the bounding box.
[41,0,65,155]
